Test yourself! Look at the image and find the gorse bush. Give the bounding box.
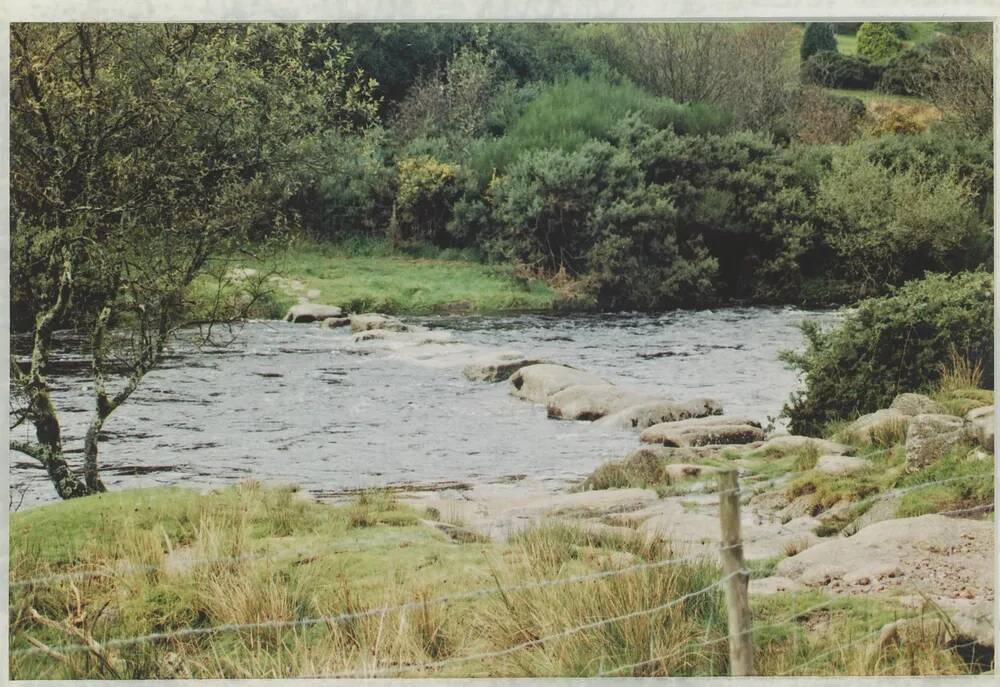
[782,271,994,435]
[391,156,461,244]
[800,23,838,60]
[816,145,986,296]
[856,22,904,63]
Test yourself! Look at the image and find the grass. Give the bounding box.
[10,482,984,678]
[247,236,565,317]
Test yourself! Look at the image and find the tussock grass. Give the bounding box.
[9,484,989,678]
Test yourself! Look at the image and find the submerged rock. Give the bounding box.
[462,351,547,383]
[320,316,351,329]
[965,405,994,451]
[283,303,344,323]
[640,415,764,447]
[842,408,910,445]
[890,392,947,416]
[349,313,410,333]
[508,364,607,404]
[546,384,657,421]
[905,413,966,472]
[595,398,723,430]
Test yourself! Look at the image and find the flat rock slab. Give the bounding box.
[352,329,448,346]
[350,313,409,333]
[641,415,764,447]
[320,317,351,329]
[815,454,869,475]
[462,352,547,382]
[776,514,995,644]
[284,303,344,323]
[750,575,805,595]
[399,480,658,540]
[546,384,659,421]
[509,364,607,404]
[754,435,852,457]
[595,398,723,431]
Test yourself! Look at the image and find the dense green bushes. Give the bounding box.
[782,271,994,435]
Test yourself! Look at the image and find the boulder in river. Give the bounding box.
[964,405,994,451]
[284,303,344,323]
[595,398,723,430]
[905,413,966,472]
[508,364,607,404]
[890,392,947,416]
[462,351,547,383]
[546,384,658,421]
[353,329,447,345]
[349,313,409,333]
[640,415,764,447]
[842,408,910,445]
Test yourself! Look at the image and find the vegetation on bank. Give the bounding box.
[10,483,980,679]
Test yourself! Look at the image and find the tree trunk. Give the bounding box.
[83,418,108,493]
[26,385,94,499]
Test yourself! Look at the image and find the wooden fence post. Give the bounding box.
[718,469,754,676]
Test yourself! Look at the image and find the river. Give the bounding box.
[10,307,837,508]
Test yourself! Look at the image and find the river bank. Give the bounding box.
[10,311,994,678]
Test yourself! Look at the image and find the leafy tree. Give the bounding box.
[800,23,838,60]
[10,23,377,498]
[924,32,993,137]
[856,22,903,62]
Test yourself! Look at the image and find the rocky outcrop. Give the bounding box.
[349,313,411,333]
[890,392,947,416]
[546,385,658,421]
[462,352,546,383]
[842,408,910,445]
[965,405,994,452]
[754,435,852,457]
[904,413,966,472]
[284,303,344,323]
[775,514,995,646]
[594,398,723,430]
[508,364,607,404]
[640,415,764,447]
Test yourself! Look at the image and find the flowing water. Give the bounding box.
[10,307,838,508]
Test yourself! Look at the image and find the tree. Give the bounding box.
[800,23,837,60]
[10,24,378,498]
[856,22,903,62]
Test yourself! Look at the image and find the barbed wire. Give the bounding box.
[12,546,735,658]
[311,571,741,679]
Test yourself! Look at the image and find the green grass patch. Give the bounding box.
[254,237,562,316]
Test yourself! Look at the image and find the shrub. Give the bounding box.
[878,48,930,95]
[832,23,862,35]
[391,155,461,244]
[856,23,903,62]
[782,271,994,435]
[801,51,883,89]
[791,88,866,144]
[816,143,986,295]
[801,23,838,60]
